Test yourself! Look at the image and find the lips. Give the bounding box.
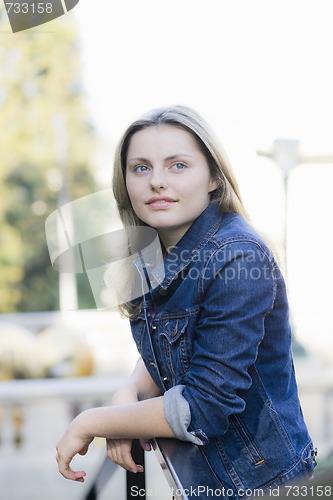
[147,197,177,210]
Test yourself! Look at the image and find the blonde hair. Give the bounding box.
[112,105,248,227]
[110,105,248,317]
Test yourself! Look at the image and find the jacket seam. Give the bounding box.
[214,437,245,492]
[154,306,199,321]
[198,240,276,305]
[209,235,274,260]
[251,365,297,461]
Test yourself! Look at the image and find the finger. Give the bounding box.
[62,467,86,482]
[114,440,138,472]
[56,450,87,482]
[139,438,152,451]
[106,439,119,463]
[108,439,143,473]
[57,459,87,482]
[106,439,131,464]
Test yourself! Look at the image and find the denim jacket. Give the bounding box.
[130,201,316,497]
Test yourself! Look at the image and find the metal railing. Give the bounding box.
[1,309,333,499]
[83,438,224,500]
[84,441,146,500]
[0,375,127,499]
[83,438,333,500]
[0,374,333,499]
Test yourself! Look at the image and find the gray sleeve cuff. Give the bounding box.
[163,385,208,445]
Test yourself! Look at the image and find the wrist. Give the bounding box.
[73,407,104,440]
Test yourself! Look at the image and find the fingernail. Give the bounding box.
[131,469,137,474]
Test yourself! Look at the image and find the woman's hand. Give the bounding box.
[56,412,94,482]
[55,360,173,482]
[106,438,152,473]
[104,359,158,472]
[55,399,174,481]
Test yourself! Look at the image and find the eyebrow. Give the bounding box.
[127,154,193,163]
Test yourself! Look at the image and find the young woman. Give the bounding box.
[56,106,316,496]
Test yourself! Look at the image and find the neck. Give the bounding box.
[157,227,188,253]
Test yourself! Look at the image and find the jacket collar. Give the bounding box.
[151,201,224,290]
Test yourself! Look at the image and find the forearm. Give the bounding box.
[56,363,172,481]
[76,396,175,441]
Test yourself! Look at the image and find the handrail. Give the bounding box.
[82,438,222,500]
[1,375,332,499]
[2,312,332,498]
[83,440,145,500]
[153,438,221,499]
[83,438,333,500]
[153,440,333,500]
[0,375,126,402]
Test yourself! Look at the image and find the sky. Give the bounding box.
[74,0,333,149]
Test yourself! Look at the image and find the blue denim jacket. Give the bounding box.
[130,201,316,497]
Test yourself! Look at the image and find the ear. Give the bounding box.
[208,176,220,193]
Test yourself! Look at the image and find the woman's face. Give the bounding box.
[125,124,218,248]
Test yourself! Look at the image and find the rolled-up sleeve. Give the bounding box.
[163,242,282,442]
[164,384,208,445]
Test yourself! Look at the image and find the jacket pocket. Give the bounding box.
[229,414,265,466]
[161,318,189,344]
[159,308,198,381]
[160,317,191,379]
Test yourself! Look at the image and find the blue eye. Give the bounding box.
[134,165,149,172]
[172,162,186,171]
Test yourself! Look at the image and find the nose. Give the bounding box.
[150,167,168,191]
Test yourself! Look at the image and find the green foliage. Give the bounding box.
[0,8,97,312]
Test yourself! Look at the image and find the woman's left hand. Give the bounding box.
[106,437,151,473]
[56,413,94,482]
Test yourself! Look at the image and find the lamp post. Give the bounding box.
[257,139,300,279]
[257,141,333,282]
[257,142,333,356]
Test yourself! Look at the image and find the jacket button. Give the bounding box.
[151,325,157,331]
[149,361,156,367]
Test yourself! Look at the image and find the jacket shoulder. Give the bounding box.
[211,212,274,258]
[215,212,263,242]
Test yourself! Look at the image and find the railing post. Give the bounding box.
[126,440,146,499]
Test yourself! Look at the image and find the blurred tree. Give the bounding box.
[0,6,97,312]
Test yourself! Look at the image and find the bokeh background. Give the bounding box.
[0,1,333,498]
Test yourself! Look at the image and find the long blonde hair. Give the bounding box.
[110,105,248,317]
[113,105,248,227]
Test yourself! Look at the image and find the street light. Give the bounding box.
[257,141,333,356]
[257,140,333,281]
[257,139,300,279]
